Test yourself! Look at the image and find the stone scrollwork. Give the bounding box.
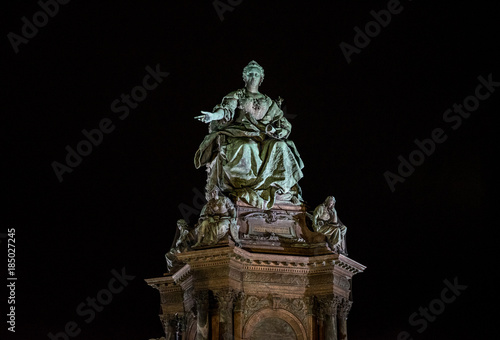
[243,295,271,322]
[317,295,344,320]
[337,298,353,320]
[215,288,237,309]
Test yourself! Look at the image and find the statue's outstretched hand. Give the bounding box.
[194,111,214,123]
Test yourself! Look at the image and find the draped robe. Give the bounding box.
[195,89,304,209]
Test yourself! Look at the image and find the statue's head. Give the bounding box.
[209,187,220,200]
[242,60,265,87]
[324,196,336,208]
[177,219,188,230]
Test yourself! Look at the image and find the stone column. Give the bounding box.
[173,314,187,340]
[161,314,175,340]
[319,296,339,340]
[337,299,352,340]
[161,313,186,340]
[215,288,236,340]
[317,312,325,340]
[194,290,210,340]
[233,292,245,340]
[305,296,317,340]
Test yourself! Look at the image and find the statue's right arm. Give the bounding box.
[195,109,224,123]
[213,95,238,122]
[195,92,239,124]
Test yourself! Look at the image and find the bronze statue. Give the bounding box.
[165,219,195,272]
[312,196,347,254]
[193,189,238,247]
[194,61,304,210]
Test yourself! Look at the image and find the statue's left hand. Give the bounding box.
[265,124,276,134]
[266,124,288,139]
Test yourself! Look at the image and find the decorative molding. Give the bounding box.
[242,294,311,325]
[241,210,294,224]
[333,275,351,290]
[244,271,308,286]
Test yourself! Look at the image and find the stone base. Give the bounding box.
[146,246,364,340]
[146,201,365,339]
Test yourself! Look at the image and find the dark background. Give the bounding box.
[3,0,498,339]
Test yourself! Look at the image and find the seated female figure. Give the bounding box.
[195,61,304,209]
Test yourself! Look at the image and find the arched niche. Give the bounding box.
[243,308,307,340]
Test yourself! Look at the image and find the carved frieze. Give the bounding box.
[160,290,184,305]
[243,271,308,286]
[333,275,350,290]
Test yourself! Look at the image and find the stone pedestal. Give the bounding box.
[146,202,365,340]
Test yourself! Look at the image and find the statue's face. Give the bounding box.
[244,67,262,87]
[211,190,219,200]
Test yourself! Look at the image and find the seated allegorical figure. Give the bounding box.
[193,188,239,247]
[194,60,304,210]
[165,219,195,272]
[312,196,348,254]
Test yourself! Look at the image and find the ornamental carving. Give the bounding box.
[241,210,294,224]
[333,276,350,290]
[337,299,353,320]
[244,272,308,285]
[160,291,184,305]
[242,295,312,325]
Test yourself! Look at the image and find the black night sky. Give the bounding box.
[3,1,498,339]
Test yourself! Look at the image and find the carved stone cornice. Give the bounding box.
[145,276,175,291]
[172,263,192,284]
[176,247,233,269]
[231,247,365,276]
